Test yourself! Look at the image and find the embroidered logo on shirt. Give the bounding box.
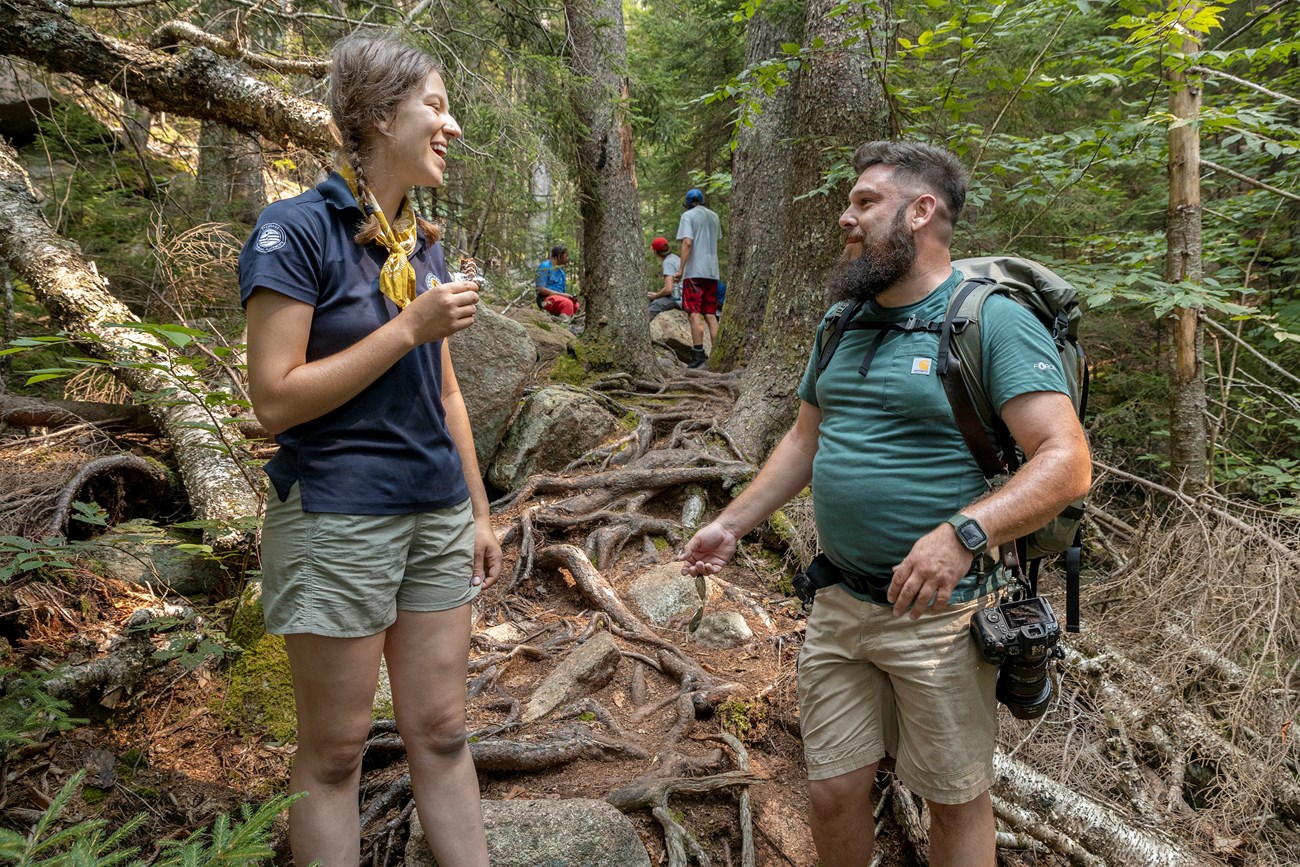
[911,357,933,375]
[254,223,287,253]
[425,272,437,291]
[1034,361,1052,370]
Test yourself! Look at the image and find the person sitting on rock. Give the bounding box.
[535,244,579,318]
[647,236,682,319]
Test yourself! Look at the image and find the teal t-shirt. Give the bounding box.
[795,269,1069,602]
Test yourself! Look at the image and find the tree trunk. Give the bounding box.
[561,0,658,379]
[0,0,334,156]
[198,122,267,223]
[710,3,802,373]
[723,0,890,460]
[0,140,259,546]
[1165,14,1207,492]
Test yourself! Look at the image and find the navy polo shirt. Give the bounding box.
[238,172,469,515]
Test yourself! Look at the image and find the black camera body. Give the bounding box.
[971,595,1063,720]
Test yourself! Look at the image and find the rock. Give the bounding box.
[406,798,651,867]
[479,622,526,644]
[649,309,697,363]
[628,564,713,626]
[0,61,55,146]
[449,302,535,469]
[691,610,754,648]
[505,305,573,363]
[488,386,624,492]
[89,524,228,597]
[522,630,621,723]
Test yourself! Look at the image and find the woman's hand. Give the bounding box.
[471,518,502,590]
[401,279,480,344]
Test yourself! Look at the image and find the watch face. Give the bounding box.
[957,522,986,549]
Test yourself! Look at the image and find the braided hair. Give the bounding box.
[328,30,443,244]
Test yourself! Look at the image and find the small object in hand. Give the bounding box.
[460,256,484,286]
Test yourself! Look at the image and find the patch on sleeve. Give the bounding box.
[425,272,438,291]
[254,223,288,253]
[911,357,933,375]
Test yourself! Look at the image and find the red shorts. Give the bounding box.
[681,278,718,315]
[542,294,580,316]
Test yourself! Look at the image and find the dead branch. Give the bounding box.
[0,394,155,431]
[43,455,168,537]
[147,21,330,75]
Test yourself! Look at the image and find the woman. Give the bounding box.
[238,30,497,867]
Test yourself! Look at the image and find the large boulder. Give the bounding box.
[0,61,55,146]
[505,305,573,363]
[406,798,651,867]
[488,386,624,491]
[649,309,697,363]
[449,303,535,469]
[89,524,228,597]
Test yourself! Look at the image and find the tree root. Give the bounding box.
[44,455,169,537]
[364,724,646,772]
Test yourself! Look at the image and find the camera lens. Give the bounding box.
[996,654,1053,720]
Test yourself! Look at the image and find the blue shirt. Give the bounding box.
[238,172,469,515]
[535,259,567,306]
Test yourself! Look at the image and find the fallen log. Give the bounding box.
[994,752,1218,866]
[0,141,260,547]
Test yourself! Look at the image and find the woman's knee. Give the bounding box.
[298,733,368,787]
[400,709,469,758]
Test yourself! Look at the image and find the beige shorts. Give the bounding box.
[797,584,999,804]
[259,483,478,638]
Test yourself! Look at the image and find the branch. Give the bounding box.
[147,21,330,76]
[1199,312,1300,388]
[0,0,334,154]
[1189,65,1300,108]
[1201,159,1300,204]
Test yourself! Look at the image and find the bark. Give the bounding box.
[195,13,267,223]
[0,393,156,430]
[710,2,802,372]
[722,0,890,460]
[0,0,333,155]
[994,752,1216,867]
[0,140,260,546]
[1165,19,1207,492]
[561,0,657,379]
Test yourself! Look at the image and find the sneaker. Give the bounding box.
[687,349,708,369]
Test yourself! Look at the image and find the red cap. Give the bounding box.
[651,237,669,253]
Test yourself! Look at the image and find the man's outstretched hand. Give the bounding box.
[681,521,738,576]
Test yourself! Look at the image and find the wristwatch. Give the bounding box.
[945,514,989,557]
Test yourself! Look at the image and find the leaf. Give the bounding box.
[688,606,704,633]
[695,574,707,601]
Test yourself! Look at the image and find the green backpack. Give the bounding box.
[813,256,1090,629]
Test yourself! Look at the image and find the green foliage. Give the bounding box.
[0,770,300,866]
[220,633,296,743]
[0,537,75,583]
[0,667,85,755]
[717,696,767,742]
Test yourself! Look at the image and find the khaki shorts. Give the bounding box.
[259,483,478,638]
[797,585,999,804]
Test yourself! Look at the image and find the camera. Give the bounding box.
[970,595,1063,720]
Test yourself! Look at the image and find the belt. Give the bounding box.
[841,569,892,604]
[804,552,1000,606]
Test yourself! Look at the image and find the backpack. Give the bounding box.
[813,256,1090,630]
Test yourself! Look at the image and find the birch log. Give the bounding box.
[0,141,259,545]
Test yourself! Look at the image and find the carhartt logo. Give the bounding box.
[1033,362,1052,370]
[911,358,932,375]
[255,223,287,253]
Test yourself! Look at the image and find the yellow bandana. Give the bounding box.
[337,163,423,309]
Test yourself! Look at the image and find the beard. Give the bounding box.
[825,205,917,304]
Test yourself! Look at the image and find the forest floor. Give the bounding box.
[2,345,1299,867]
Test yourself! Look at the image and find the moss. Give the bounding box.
[578,711,597,722]
[535,320,553,332]
[620,410,640,430]
[651,536,670,551]
[132,786,159,800]
[227,586,266,650]
[718,697,768,743]
[767,509,797,546]
[82,786,110,804]
[219,632,296,743]
[548,352,587,386]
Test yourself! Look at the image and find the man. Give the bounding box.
[647,236,682,319]
[673,188,722,368]
[535,244,578,317]
[681,141,1091,867]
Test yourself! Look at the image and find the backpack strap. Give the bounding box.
[816,300,862,373]
[938,279,1006,479]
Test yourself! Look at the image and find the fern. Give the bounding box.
[0,771,300,867]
